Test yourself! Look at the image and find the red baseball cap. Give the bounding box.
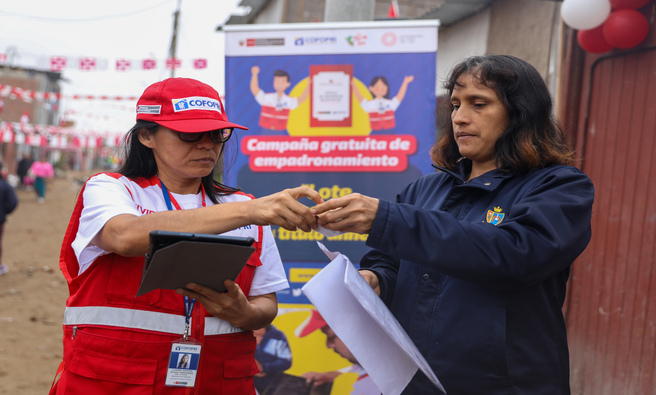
[295,309,328,338]
[135,77,248,133]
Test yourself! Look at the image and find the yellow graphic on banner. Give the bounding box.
[289,268,321,283]
[287,78,372,136]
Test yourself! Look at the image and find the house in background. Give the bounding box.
[223,0,561,96]
[559,2,656,393]
[0,65,62,175]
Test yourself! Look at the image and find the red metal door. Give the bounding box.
[566,47,656,394]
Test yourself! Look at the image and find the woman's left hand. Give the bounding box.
[312,193,380,234]
[176,281,277,330]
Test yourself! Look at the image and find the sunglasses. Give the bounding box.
[177,128,233,144]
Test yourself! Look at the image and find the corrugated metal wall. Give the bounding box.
[566,46,656,394]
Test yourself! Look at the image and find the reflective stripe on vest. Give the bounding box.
[63,306,244,336]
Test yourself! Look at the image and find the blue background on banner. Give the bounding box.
[223,51,436,267]
[224,52,437,178]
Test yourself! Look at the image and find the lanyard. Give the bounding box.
[157,176,206,340]
[183,296,195,341]
[158,177,206,211]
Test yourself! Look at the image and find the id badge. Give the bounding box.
[165,339,202,387]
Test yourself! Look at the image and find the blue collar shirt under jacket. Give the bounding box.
[361,164,594,395]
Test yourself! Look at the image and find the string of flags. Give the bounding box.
[0,84,62,103]
[0,120,123,149]
[0,83,140,104]
[0,52,219,142]
[0,53,209,72]
[0,83,225,104]
[52,56,208,72]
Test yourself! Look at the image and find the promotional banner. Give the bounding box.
[224,20,438,394]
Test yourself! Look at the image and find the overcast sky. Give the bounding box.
[0,0,244,134]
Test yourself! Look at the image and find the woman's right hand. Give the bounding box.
[249,186,324,232]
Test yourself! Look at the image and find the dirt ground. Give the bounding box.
[0,174,85,394]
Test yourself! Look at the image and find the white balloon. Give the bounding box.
[561,0,611,30]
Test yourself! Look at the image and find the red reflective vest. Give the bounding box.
[50,174,264,394]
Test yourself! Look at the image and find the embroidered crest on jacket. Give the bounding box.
[486,206,505,225]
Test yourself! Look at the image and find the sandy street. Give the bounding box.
[0,175,83,394]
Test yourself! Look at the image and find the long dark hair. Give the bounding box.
[117,121,239,203]
[431,54,573,174]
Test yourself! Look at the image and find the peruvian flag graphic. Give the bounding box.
[388,0,399,18]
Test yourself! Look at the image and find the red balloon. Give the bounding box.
[603,9,649,49]
[578,26,614,53]
[610,0,649,9]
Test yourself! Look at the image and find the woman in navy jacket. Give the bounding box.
[312,55,594,394]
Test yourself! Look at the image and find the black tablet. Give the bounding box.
[136,230,256,296]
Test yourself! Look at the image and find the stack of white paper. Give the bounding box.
[302,242,445,395]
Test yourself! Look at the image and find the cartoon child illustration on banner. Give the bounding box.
[352,75,414,131]
[251,66,310,133]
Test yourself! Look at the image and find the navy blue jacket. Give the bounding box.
[0,178,18,223]
[361,165,594,395]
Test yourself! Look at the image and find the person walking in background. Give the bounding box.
[28,154,54,203]
[16,153,34,190]
[49,77,322,394]
[312,55,594,394]
[0,171,18,275]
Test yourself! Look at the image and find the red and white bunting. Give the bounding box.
[0,84,61,104]
[0,121,123,149]
[40,55,210,72]
[0,83,224,104]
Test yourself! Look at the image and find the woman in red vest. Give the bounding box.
[49,77,322,394]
